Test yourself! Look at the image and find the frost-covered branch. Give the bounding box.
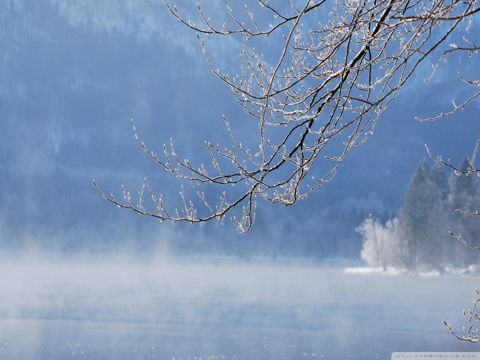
[445,289,480,343]
[98,0,479,231]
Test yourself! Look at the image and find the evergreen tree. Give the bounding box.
[431,163,449,198]
[448,157,480,267]
[428,163,451,268]
[450,157,478,212]
[400,161,444,269]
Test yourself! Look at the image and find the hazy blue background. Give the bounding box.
[1,0,478,255]
[2,2,480,359]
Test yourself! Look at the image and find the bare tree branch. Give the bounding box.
[98,0,479,232]
[445,289,480,343]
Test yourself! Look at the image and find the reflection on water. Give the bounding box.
[0,255,478,359]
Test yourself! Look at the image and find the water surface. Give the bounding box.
[0,256,478,359]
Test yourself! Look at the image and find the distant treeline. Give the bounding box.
[171,204,374,259]
[359,159,480,270]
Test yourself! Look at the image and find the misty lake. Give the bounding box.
[0,255,478,360]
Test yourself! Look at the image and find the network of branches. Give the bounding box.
[445,288,480,344]
[432,138,480,344]
[95,0,479,232]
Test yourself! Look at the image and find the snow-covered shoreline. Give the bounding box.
[344,265,479,277]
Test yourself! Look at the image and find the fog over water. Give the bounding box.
[0,254,478,359]
[1,2,480,359]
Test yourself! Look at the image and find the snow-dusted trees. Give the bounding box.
[358,160,480,270]
[359,161,447,271]
[96,0,480,232]
[358,217,405,269]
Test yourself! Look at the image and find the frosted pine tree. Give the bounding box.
[448,157,480,267]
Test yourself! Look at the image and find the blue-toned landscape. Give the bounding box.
[1,1,480,359]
